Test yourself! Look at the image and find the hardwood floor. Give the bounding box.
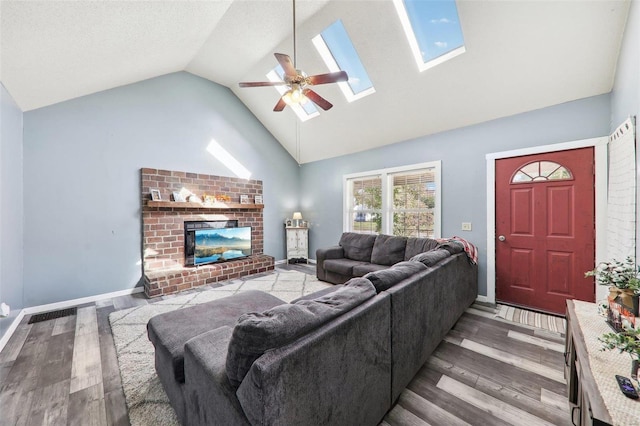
[382,307,570,426]
[0,264,570,425]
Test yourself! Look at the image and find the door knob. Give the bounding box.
[498,235,506,242]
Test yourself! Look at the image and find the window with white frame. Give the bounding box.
[344,161,441,238]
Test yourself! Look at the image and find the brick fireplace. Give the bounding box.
[141,168,274,297]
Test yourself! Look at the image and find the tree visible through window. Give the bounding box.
[392,170,436,237]
[344,162,441,238]
[348,176,382,234]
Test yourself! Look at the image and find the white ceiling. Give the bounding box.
[1,1,630,163]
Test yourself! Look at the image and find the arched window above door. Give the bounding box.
[511,161,572,183]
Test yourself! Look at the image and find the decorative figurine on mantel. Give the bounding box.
[187,194,202,203]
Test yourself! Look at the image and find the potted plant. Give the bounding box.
[599,326,640,380]
[585,256,640,315]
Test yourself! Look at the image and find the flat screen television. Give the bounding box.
[184,222,251,266]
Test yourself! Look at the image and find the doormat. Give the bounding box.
[496,304,566,334]
[28,307,77,324]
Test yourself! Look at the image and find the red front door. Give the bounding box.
[495,148,595,315]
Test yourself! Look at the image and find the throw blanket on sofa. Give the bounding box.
[438,236,478,264]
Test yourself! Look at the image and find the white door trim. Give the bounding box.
[485,137,608,305]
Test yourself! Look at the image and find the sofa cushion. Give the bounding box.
[353,263,389,277]
[438,240,465,255]
[226,277,376,388]
[364,261,428,293]
[404,237,440,260]
[324,258,368,277]
[290,285,343,303]
[371,234,408,266]
[147,290,285,383]
[339,232,377,262]
[410,248,450,266]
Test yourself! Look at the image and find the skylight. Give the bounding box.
[267,65,319,122]
[393,0,465,71]
[312,20,375,102]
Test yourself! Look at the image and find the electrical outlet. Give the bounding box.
[461,222,472,231]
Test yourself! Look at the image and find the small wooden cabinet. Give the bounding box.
[286,227,308,263]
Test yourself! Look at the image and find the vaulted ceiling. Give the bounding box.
[0,1,630,163]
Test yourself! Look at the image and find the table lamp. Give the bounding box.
[292,212,303,227]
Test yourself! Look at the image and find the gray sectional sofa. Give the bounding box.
[147,233,477,425]
[316,232,459,284]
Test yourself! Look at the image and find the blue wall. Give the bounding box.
[0,83,24,336]
[22,72,299,307]
[300,94,612,297]
[611,0,639,129]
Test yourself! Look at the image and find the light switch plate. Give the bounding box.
[461,222,472,231]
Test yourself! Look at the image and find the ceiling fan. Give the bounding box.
[238,1,348,112]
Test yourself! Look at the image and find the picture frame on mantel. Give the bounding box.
[172,191,185,202]
[150,189,161,201]
[254,195,263,205]
[240,194,250,204]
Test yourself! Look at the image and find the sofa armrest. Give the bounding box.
[183,326,250,426]
[316,246,344,281]
[383,252,477,401]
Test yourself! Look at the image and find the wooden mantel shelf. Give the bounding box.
[146,200,264,210]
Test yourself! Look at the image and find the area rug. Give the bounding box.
[109,270,331,426]
[496,304,566,334]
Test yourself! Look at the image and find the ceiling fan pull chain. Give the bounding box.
[292,0,296,68]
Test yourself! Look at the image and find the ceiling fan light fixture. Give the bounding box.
[282,85,307,105]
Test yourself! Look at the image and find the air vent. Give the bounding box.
[28,307,77,324]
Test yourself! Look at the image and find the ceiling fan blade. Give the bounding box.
[303,89,333,111]
[273,97,287,112]
[275,53,297,78]
[307,71,349,85]
[239,81,287,87]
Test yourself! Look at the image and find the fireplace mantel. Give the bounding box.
[145,200,264,210]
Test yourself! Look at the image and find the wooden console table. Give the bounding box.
[565,300,640,425]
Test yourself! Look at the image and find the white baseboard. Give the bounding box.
[22,287,144,315]
[475,295,490,303]
[0,310,26,353]
[0,286,144,353]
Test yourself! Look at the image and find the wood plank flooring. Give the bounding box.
[0,263,570,425]
[382,304,570,426]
